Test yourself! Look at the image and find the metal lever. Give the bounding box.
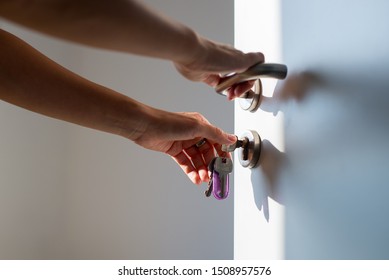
[215,63,288,93]
[216,63,287,112]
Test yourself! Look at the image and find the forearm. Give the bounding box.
[0,28,150,140]
[0,0,200,64]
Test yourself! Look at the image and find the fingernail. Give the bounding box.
[227,92,236,101]
[227,134,237,142]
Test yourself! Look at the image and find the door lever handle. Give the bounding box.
[215,63,288,94]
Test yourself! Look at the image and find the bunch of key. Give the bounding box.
[205,157,233,200]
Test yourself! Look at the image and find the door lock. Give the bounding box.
[222,130,261,169]
[216,63,287,112]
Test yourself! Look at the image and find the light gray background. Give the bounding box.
[0,0,234,259]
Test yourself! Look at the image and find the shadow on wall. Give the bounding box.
[248,71,322,222]
[248,66,389,223]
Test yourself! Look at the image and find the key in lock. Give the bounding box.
[222,130,261,169]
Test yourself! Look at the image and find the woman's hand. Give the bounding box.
[174,37,264,100]
[133,108,237,185]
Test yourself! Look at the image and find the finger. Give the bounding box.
[184,112,236,153]
[184,145,208,182]
[195,123,236,148]
[237,52,265,72]
[199,141,217,169]
[172,151,201,185]
[220,51,265,74]
[234,80,256,97]
[195,139,217,182]
[186,113,236,145]
[187,112,211,125]
[209,48,265,74]
[203,74,221,87]
[226,87,234,100]
[214,143,231,159]
[225,81,256,100]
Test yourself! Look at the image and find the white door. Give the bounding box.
[234,0,389,259]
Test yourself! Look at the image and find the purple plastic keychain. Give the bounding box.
[205,157,233,200]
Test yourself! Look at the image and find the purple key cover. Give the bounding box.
[212,170,229,200]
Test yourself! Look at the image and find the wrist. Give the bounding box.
[117,98,152,142]
[171,27,205,65]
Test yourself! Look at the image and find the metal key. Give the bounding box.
[212,157,233,200]
[222,137,247,153]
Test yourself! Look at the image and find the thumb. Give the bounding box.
[235,52,265,73]
[198,123,236,145]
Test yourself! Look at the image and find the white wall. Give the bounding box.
[234,0,285,259]
[0,0,234,259]
[234,0,389,259]
[280,0,389,259]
